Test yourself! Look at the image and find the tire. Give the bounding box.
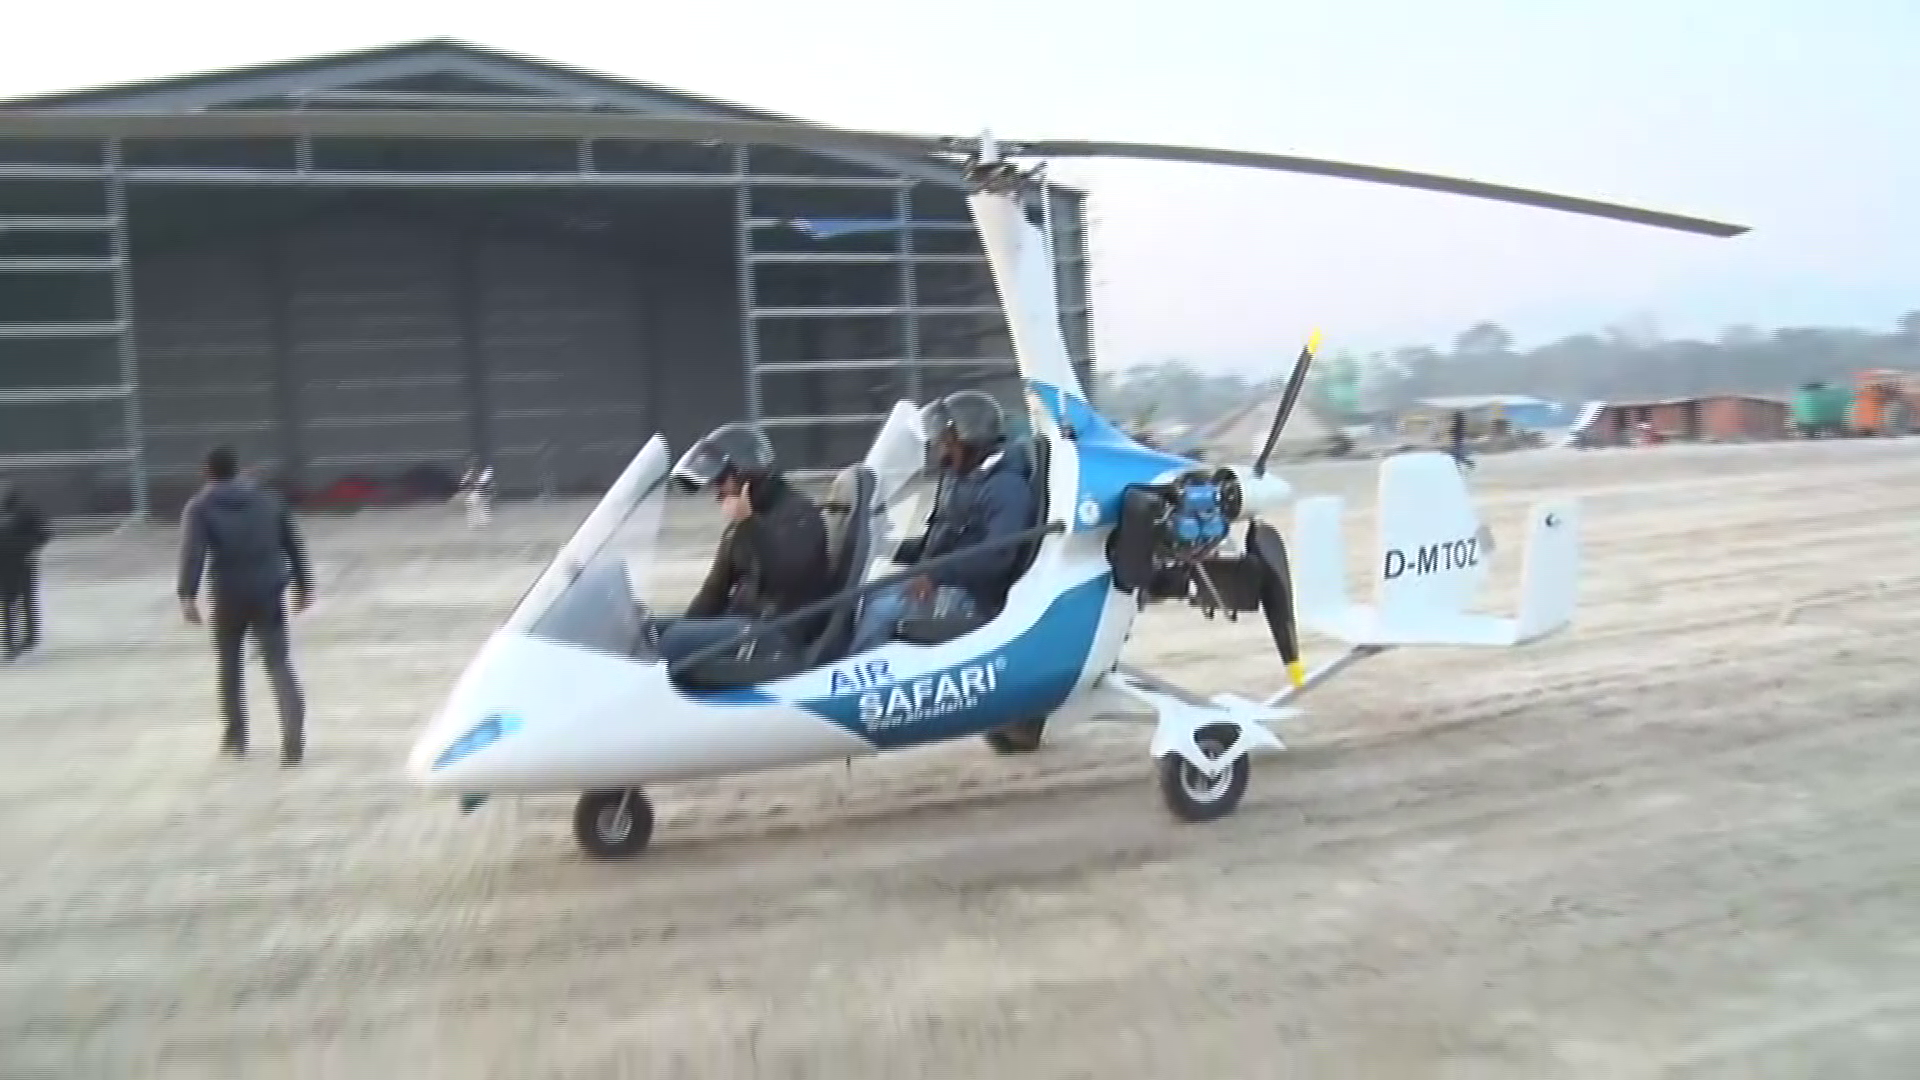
[1156,723,1250,823]
[573,788,655,860]
[984,718,1047,754]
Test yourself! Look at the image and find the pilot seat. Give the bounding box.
[671,462,877,690]
[895,433,1051,646]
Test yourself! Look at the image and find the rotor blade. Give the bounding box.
[0,109,957,160]
[1252,330,1322,478]
[0,111,1748,236]
[1008,140,1748,237]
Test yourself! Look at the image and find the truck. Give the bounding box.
[1791,382,1852,438]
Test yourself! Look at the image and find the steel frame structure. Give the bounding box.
[0,55,1096,518]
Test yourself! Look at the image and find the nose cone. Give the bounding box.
[409,709,523,787]
[407,628,532,790]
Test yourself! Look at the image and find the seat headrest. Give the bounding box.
[1000,438,1037,479]
[823,466,864,514]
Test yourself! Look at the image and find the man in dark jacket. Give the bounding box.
[661,422,832,664]
[0,483,51,660]
[850,390,1038,654]
[177,446,314,764]
[1448,409,1475,470]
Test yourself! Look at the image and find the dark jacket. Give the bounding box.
[685,474,832,626]
[905,447,1038,610]
[0,493,50,594]
[177,479,314,606]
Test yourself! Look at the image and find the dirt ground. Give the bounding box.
[4,437,1919,1079]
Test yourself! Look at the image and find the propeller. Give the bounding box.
[0,110,1750,238]
[1235,329,1325,689]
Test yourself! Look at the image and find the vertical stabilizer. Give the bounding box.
[1371,451,1492,624]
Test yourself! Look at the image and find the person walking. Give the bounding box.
[176,446,314,764]
[0,483,51,660]
[1448,409,1476,471]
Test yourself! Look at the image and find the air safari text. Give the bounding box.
[828,655,1010,732]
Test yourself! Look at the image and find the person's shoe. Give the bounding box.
[281,748,303,768]
[221,742,246,758]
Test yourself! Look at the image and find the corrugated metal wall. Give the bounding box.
[280,217,471,484]
[132,237,279,508]
[130,210,741,506]
[472,235,647,493]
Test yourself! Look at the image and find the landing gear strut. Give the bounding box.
[573,788,655,860]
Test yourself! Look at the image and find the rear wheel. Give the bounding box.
[573,788,655,860]
[1156,723,1250,823]
[984,718,1047,754]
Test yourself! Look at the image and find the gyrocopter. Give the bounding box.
[0,106,1746,858]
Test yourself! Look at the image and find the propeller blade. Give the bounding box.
[1246,521,1305,687]
[1252,329,1322,478]
[1008,140,1749,237]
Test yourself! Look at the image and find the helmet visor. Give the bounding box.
[669,438,730,494]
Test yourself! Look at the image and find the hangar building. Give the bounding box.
[0,40,1096,517]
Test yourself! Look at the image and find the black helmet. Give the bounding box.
[923,390,1007,466]
[672,421,776,493]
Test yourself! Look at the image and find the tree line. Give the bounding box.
[1096,311,1920,426]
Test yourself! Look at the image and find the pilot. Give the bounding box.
[849,390,1037,654]
[663,422,833,664]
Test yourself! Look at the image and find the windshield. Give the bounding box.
[505,436,671,660]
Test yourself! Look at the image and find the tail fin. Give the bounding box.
[1293,451,1580,647]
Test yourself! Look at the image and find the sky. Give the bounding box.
[4,0,1916,376]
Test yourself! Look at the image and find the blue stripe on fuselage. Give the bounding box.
[793,573,1112,750]
[1026,378,1201,532]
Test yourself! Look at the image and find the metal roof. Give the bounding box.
[0,39,1084,194]
[1412,394,1551,410]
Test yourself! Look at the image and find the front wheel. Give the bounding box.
[1156,723,1250,823]
[573,788,655,860]
[984,718,1047,754]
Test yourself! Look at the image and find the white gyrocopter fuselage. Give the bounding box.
[404,178,1584,857]
[0,104,1741,860]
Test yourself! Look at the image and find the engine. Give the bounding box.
[1108,468,1244,602]
[1154,469,1241,563]
[1107,465,1304,683]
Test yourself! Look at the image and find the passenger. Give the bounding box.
[850,390,1037,654]
[661,422,832,665]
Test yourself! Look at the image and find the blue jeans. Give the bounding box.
[655,617,790,664]
[849,583,980,655]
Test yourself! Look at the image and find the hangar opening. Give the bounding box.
[0,41,1097,517]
